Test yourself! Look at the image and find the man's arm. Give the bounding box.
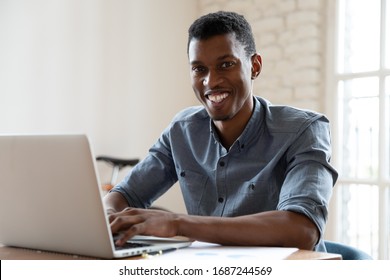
[108,207,319,250]
[103,191,129,215]
[177,210,319,250]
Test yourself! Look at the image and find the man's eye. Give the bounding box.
[192,66,206,73]
[221,61,235,69]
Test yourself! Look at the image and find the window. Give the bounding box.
[331,0,390,259]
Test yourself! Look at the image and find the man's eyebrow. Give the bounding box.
[190,54,237,65]
[190,60,203,65]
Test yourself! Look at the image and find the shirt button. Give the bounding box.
[219,161,225,167]
[180,171,185,177]
[218,197,224,203]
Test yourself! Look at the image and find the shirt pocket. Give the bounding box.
[177,169,210,215]
[230,180,279,216]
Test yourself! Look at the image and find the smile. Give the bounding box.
[206,92,229,103]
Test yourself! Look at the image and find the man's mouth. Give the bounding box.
[206,92,229,103]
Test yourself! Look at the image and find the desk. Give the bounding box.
[0,244,341,260]
[286,250,341,260]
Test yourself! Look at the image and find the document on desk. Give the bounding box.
[153,241,298,260]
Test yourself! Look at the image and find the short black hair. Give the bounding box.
[187,11,256,57]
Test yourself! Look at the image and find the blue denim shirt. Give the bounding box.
[113,96,338,251]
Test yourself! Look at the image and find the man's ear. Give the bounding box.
[251,53,262,80]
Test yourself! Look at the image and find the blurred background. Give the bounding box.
[1,0,389,259]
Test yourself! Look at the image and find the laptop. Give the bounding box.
[0,134,191,259]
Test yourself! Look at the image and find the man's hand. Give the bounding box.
[108,207,180,246]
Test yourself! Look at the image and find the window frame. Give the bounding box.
[326,0,390,260]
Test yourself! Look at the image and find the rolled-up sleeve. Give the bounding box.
[111,127,178,208]
[277,117,338,239]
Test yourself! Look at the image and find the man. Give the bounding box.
[104,11,338,252]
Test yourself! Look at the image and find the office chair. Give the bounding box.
[324,240,373,260]
[96,156,139,191]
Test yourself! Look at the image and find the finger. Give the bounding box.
[108,210,133,223]
[108,207,137,224]
[107,213,117,223]
[115,223,146,246]
[110,213,145,234]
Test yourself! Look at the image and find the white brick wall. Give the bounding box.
[197,0,327,113]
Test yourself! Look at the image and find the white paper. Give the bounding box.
[151,241,298,260]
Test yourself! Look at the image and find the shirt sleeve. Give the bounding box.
[110,126,178,208]
[277,116,338,240]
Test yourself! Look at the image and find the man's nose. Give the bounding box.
[203,70,223,88]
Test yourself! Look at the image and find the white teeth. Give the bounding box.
[208,93,228,103]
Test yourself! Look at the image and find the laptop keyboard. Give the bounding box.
[115,241,152,251]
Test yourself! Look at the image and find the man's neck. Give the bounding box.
[214,121,244,150]
[213,98,254,150]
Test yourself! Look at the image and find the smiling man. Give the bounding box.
[189,31,260,148]
[104,11,338,252]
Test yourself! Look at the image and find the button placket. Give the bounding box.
[215,156,227,214]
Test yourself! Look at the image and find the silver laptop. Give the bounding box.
[0,134,191,259]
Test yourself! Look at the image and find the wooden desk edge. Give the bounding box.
[286,249,342,260]
[1,244,342,260]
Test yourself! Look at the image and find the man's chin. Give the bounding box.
[210,114,230,122]
[205,107,231,122]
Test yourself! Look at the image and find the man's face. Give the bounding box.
[188,33,260,122]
